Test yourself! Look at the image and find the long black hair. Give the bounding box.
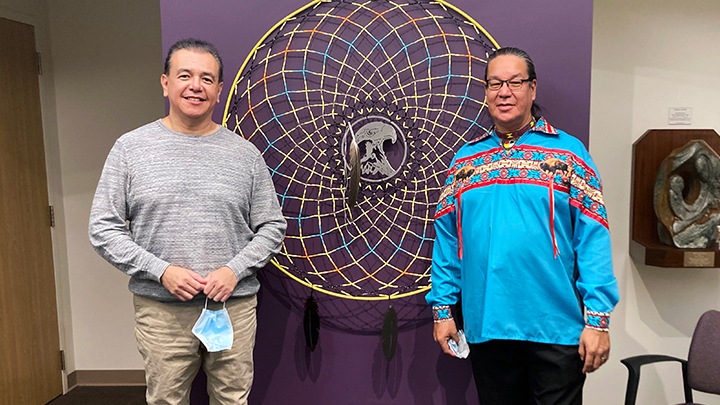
[485,47,542,119]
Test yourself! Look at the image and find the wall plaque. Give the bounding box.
[683,251,715,268]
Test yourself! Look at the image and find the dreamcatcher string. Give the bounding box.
[224,0,500,302]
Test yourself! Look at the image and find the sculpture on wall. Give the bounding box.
[654,140,720,248]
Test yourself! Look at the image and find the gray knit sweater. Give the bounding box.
[89,120,287,303]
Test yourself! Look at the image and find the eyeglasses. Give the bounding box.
[486,78,532,91]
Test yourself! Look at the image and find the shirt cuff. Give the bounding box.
[586,310,610,332]
[149,258,171,283]
[433,305,453,323]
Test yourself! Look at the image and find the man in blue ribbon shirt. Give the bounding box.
[427,47,619,404]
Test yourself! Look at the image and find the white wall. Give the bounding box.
[587,0,720,403]
[46,0,163,372]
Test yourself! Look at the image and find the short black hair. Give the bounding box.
[163,38,224,83]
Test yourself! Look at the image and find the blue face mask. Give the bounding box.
[192,298,234,352]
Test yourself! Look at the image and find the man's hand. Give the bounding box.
[578,328,610,373]
[433,319,459,357]
[203,266,239,302]
[160,265,206,301]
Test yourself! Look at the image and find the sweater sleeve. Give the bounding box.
[88,140,170,282]
[570,152,619,331]
[225,154,287,279]
[426,167,462,319]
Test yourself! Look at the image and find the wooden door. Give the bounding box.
[0,17,63,405]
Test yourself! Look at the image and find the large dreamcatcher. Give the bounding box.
[223,0,499,358]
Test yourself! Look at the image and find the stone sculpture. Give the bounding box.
[654,140,720,248]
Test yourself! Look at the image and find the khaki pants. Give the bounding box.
[133,294,257,405]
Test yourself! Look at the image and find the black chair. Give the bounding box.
[621,310,720,405]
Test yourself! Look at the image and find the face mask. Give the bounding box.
[192,298,234,352]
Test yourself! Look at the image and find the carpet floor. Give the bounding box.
[46,386,146,405]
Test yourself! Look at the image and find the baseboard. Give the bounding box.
[67,369,146,389]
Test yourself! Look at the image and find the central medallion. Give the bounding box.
[342,115,407,183]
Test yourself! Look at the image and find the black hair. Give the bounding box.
[163,38,224,83]
[485,47,542,119]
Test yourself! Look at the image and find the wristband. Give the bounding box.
[433,305,453,323]
[586,310,610,332]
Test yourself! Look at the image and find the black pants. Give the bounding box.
[469,340,585,405]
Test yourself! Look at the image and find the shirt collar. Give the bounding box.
[469,116,558,144]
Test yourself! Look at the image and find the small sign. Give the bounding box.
[683,251,714,267]
[669,107,692,125]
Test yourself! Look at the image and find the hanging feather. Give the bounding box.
[303,294,320,351]
[381,303,398,361]
[346,124,361,208]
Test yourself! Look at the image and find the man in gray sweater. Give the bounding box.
[89,39,286,405]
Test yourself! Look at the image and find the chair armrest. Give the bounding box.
[620,355,691,405]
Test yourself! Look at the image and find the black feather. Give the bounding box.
[303,294,320,351]
[381,304,398,361]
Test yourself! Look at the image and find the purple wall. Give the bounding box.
[160,1,593,403]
